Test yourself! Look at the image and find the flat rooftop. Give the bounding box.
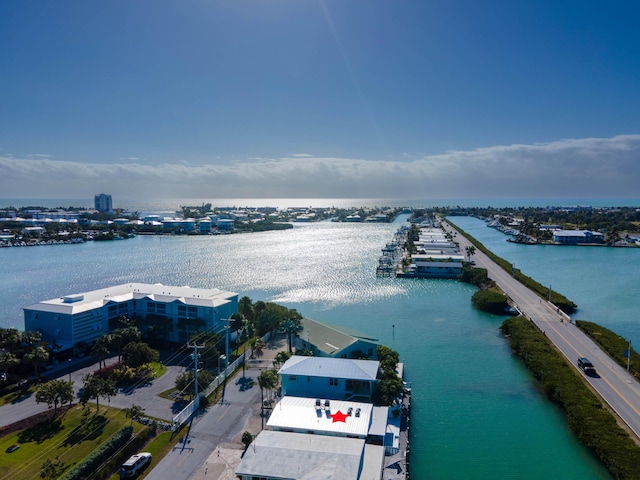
[236,430,368,480]
[23,282,238,315]
[267,396,374,437]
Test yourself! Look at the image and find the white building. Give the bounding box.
[23,283,238,350]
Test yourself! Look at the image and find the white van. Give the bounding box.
[120,452,152,478]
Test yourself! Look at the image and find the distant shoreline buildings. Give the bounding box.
[94,193,113,213]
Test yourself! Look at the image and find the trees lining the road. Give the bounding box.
[80,374,116,412]
[35,379,74,416]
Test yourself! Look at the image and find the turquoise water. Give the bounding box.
[0,214,620,478]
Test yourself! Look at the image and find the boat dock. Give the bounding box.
[383,386,411,479]
[377,226,409,276]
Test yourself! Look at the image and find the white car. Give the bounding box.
[120,452,152,478]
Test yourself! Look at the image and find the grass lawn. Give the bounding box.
[0,404,144,479]
[149,361,167,379]
[107,426,187,480]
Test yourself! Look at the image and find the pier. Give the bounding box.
[383,386,411,480]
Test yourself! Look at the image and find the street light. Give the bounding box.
[219,354,226,376]
[68,358,72,384]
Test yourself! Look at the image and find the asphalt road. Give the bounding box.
[443,219,640,439]
[0,355,186,428]
[145,340,286,480]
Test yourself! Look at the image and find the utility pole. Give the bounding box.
[224,318,230,376]
[189,342,204,403]
[628,339,632,372]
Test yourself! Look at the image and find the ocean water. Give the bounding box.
[0,206,628,478]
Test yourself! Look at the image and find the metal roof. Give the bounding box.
[299,317,378,356]
[278,356,379,382]
[236,430,367,480]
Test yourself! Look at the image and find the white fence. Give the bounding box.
[171,331,271,431]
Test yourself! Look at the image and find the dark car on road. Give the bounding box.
[578,357,596,375]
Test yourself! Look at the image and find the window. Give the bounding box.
[289,375,297,381]
[329,378,338,386]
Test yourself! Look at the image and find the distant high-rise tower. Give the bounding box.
[94,193,113,213]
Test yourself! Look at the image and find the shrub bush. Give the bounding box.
[471,290,508,314]
[59,425,133,480]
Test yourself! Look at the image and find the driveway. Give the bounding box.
[0,354,186,427]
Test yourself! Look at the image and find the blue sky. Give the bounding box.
[1,0,640,200]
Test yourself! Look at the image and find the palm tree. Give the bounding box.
[24,345,49,381]
[257,369,278,411]
[91,335,111,369]
[280,311,303,353]
[0,351,20,380]
[238,296,254,322]
[465,245,476,262]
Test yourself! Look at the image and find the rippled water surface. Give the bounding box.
[0,217,615,479]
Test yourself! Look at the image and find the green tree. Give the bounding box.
[122,341,159,368]
[238,296,254,322]
[257,369,278,408]
[40,457,66,479]
[124,404,146,425]
[23,345,50,380]
[465,245,476,262]
[241,431,253,452]
[0,350,20,380]
[80,373,116,412]
[109,326,141,362]
[91,334,111,369]
[174,370,214,397]
[472,290,509,314]
[280,309,303,353]
[272,351,292,369]
[35,379,74,416]
[23,330,42,348]
[0,328,23,350]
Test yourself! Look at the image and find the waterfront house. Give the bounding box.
[409,253,465,278]
[278,356,380,402]
[553,229,604,244]
[24,283,238,351]
[294,317,379,359]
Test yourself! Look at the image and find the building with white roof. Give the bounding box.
[553,229,604,244]
[278,356,379,402]
[267,396,374,438]
[235,430,384,480]
[23,283,238,350]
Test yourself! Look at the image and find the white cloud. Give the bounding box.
[2,134,639,200]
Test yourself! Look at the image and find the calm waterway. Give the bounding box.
[3,205,636,479]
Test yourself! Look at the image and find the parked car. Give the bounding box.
[120,452,152,478]
[577,357,596,375]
